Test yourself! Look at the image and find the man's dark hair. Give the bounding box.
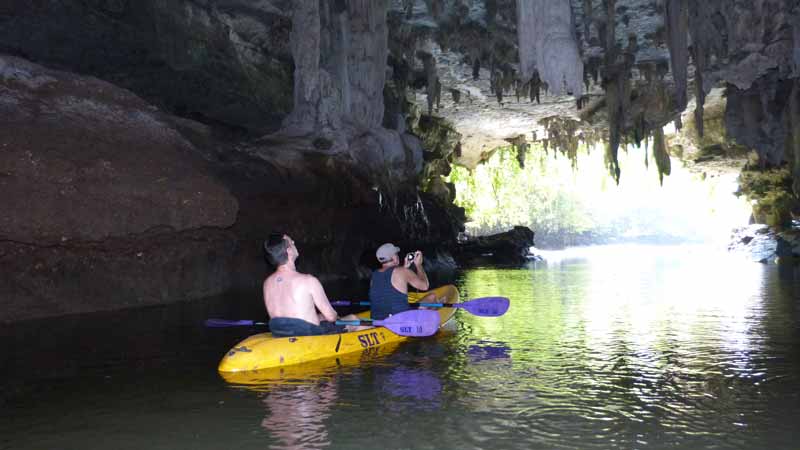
[264,232,288,266]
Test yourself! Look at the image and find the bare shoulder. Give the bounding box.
[298,272,321,286]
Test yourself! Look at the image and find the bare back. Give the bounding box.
[263,269,337,325]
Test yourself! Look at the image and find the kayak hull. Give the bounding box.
[217,285,459,375]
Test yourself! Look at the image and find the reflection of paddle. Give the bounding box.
[204,310,440,337]
[331,296,510,317]
[205,319,267,327]
[335,310,440,337]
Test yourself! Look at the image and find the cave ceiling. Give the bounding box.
[1,0,797,185]
[390,0,799,182]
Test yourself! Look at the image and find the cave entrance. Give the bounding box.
[447,136,751,250]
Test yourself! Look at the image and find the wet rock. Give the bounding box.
[728,224,779,263]
[454,225,535,266]
[728,222,800,264]
[0,55,238,243]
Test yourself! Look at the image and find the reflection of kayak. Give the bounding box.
[217,285,459,375]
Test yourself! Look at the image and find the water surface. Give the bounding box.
[2,245,799,449]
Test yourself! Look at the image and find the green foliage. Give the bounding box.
[448,145,596,246]
[737,167,796,227]
[448,140,751,247]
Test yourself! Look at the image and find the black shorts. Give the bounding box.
[269,317,346,337]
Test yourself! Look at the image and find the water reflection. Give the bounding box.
[466,340,511,362]
[260,381,336,450]
[451,244,799,448]
[377,366,442,412]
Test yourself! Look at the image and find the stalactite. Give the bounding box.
[529,70,541,104]
[537,116,591,169]
[282,0,323,134]
[791,80,800,197]
[583,0,593,45]
[485,0,498,25]
[345,0,390,127]
[428,0,443,19]
[506,135,529,169]
[282,0,389,134]
[604,69,629,184]
[688,1,713,140]
[664,0,689,111]
[604,0,615,57]
[417,50,439,116]
[516,0,584,97]
[692,44,706,138]
[450,88,461,104]
[653,127,671,185]
[602,0,621,184]
[403,0,414,19]
[632,113,646,148]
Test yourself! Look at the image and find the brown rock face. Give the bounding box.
[0,55,238,243]
[0,0,294,132]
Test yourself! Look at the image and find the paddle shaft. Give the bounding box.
[331,301,459,307]
[332,296,509,318]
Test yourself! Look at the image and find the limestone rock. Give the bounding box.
[0,0,295,132]
[516,0,583,97]
[0,55,238,243]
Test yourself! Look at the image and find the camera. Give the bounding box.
[406,252,415,261]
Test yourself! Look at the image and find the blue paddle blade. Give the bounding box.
[374,310,441,337]
[457,296,510,317]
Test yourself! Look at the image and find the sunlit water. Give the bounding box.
[2,245,799,450]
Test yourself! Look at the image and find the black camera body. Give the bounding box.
[406,252,415,261]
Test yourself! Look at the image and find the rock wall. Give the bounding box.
[0,56,238,243]
[0,55,242,322]
[0,51,460,322]
[0,0,295,132]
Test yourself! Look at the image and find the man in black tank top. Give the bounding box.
[369,243,431,320]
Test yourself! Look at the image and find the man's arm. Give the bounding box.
[307,275,338,323]
[404,252,430,291]
[262,278,273,317]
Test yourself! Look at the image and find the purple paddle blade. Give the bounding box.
[458,297,509,317]
[375,310,440,337]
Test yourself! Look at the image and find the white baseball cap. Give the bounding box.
[376,243,400,262]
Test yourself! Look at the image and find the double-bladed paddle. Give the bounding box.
[331,296,510,317]
[204,309,441,337]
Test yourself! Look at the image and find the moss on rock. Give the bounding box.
[737,167,797,228]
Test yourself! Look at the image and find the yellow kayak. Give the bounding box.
[217,285,459,376]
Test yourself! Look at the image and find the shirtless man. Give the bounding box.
[368,243,433,320]
[263,233,364,337]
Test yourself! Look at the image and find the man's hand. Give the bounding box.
[404,250,429,291]
[413,250,424,267]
